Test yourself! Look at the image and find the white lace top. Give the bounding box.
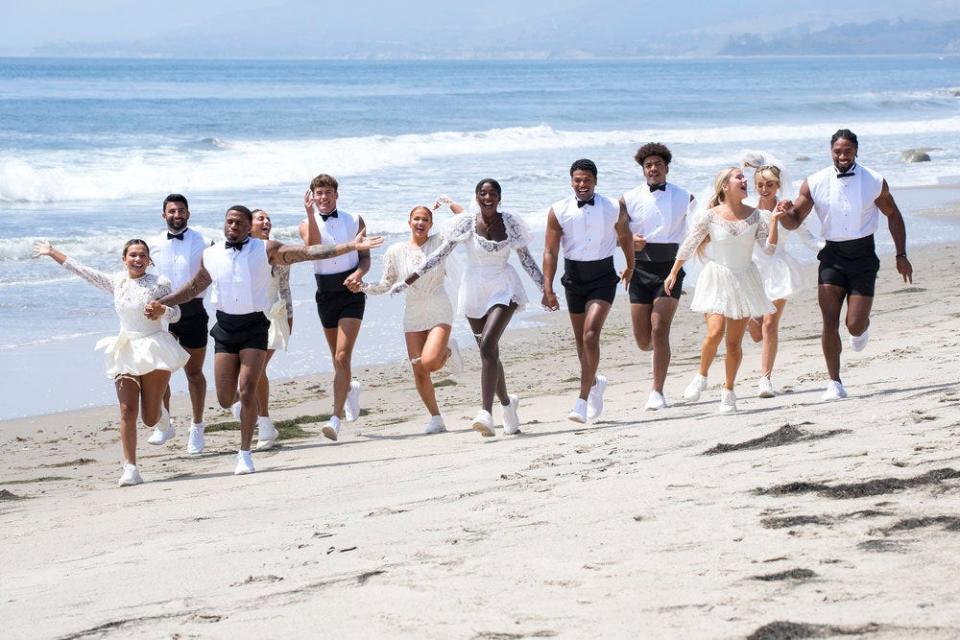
[364,234,454,331]
[63,258,181,332]
[677,209,776,267]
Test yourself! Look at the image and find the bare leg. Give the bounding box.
[256,350,275,417]
[235,349,268,450]
[759,299,787,378]
[324,318,362,419]
[139,369,172,427]
[818,284,847,381]
[699,314,726,377]
[723,318,749,390]
[405,327,450,417]
[467,304,516,413]
[575,300,612,400]
[844,294,873,338]
[631,303,653,352]
[418,324,452,372]
[183,347,207,423]
[649,297,679,394]
[115,377,141,465]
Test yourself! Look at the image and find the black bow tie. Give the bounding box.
[225,238,249,251]
[167,231,185,240]
[576,197,595,208]
[320,209,339,221]
[649,183,666,192]
[836,171,856,178]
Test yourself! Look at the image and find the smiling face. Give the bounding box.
[754,172,780,200]
[725,169,748,199]
[251,210,272,240]
[476,182,502,210]
[408,207,433,240]
[831,138,858,172]
[122,242,150,277]
[570,169,597,201]
[312,186,338,214]
[223,209,252,242]
[642,155,669,185]
[163,200,190,232]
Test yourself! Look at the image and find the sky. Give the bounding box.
[1,0,958,56]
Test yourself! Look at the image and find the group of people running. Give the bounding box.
[34,128,913,487]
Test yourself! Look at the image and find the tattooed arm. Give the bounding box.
[267,230,384,266]
[157,262,213,308]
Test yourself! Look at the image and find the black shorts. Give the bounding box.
[168,298,209,349]
[561,257,619,314]
[315,271,366,329]
[210,311,270,354]
[630,260,683,304]
[817,235,880,297]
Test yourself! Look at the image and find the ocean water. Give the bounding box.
[2,56,960,419]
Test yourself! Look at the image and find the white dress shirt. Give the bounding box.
[552,194,620,261]
[807,163,884,242]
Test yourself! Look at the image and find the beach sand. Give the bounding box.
[1,237,958,639]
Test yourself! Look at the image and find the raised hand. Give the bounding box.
[32,239,53,257]
[303,189,316,214]
[352,230,384,251]
[433,194,453,210]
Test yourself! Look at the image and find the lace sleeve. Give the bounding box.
[676,211,711,261]
[516,246,545,292]
[502,212,532,249]
[62,257,116,295]
[155,276,181,323]
[795,220,824,252]
[362,245,401,295]
[275,265,293,319]
[754,211,777,256]
[414,233,462,280]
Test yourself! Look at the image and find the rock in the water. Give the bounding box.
[794,155,811,161]
[901,149,931,163]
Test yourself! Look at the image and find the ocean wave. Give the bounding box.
[3,117,960,204]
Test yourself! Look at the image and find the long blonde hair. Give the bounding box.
[708,166,740,208]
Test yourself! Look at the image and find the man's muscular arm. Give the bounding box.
[268,231,383,266]
[875,180,913,283]
[779,180,814,230]
[158,265,212,307]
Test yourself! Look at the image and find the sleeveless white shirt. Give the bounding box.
[151,227,208,296]
[807,163,884,242]
[552,194,620,262]
[621,183,691,244]
[203,237,272,314]
[308,210,360,275]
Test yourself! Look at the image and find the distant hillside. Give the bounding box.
[722,19,960,55]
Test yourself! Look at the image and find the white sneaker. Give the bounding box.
[425,415,447,434]
[445,339,464,375]
[502,394,521,435]
[231,400,242,422]
[146,408,175,445]
[586,374,607,420]
[568,398,588,423]
[849,328,870,352]
[718,388,738,413]
[683,374,708,402]
[117,463,143,487]
[256,416,278,450]
[187,422,205,454]
[757,376,776,399]
[821,380,848,401]
[322,415,341,441]
[644,391,667,411]
[471,410,495,437]
[344,380,361,422]
[234,450,255,475]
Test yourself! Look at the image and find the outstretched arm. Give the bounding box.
[516,245,545,292]
[541,210,562,310]
[876,180,913,283]
[33,240,114,294]
[616,201,636,289]
[159,262,213,307]
[361,249,400,295]
[779,180,814,230]
[268,230,384,266]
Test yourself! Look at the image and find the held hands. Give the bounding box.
[343,270,364,292]
[32,239,53,257]
[896,255,913,284]
[389,281,409,296]
[775,199,793,214]
[433,194,453,210]
[351,230,385,252]
[541,290,560,312]
[144,300,166,320]
[632,233,646,252]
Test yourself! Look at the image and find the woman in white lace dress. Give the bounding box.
[33,239,188,486]
[360,198,465,434]
[392,179,546,437]
[741,156,824,398]
[229,209,292,449]
[664,167,781,413]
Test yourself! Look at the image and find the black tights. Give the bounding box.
[467,303,516,413]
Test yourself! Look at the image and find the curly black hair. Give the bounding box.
[634,142,672,166]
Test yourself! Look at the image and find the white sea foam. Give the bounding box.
[3,117,960,204]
